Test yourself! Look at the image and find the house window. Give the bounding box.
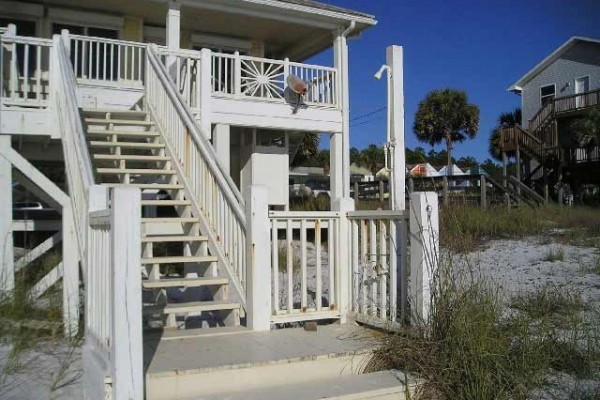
[540,84,555,107]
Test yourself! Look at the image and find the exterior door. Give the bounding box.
[575,76,590,108]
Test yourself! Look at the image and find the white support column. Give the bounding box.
[198,48,212,137]
[329,133,343,201]
[0,135,14,292]
[212,124,230,175]
[387,46,406,210]
[244,185,271,331]
[111,187,143,400]
[333,31,350,198]
[409,192,439,325]
[166,1,181,79]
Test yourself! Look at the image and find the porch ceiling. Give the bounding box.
[36,0,376,60]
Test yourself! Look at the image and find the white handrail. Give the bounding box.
[53,34,95,266]
[145,44,247,306]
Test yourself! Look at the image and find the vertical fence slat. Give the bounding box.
[378,220,387,319]
[315,219,322,310]
[286,219,293,312]
[300,219,307,310]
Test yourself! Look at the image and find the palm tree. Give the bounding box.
[290,132,320,167]
[489,108,522,162]
[413,89,479,174]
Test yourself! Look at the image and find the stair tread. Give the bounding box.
[87,130,159,137]
[156,326,249,341]
[93,154,170,161]
[141,255,217,264]
[104,183,183,189]
[90,141,164,148]
[83,108,147,116]
[85,118,154,125]
[142,235,207,242]
[142,276,228,289]
[97,168,176,174]
[144,300,240,314]
[142,217,197,223]
[141,200,191,206]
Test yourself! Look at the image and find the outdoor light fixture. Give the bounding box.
[374,64,390,80]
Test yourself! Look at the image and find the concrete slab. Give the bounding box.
[146,324,378,375]
[144,324,382,400]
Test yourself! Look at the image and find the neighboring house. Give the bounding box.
[0,3,436,400]
[501,36,600,201]
[409,163,439,177]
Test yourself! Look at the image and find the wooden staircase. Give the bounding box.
[83,108,242,334]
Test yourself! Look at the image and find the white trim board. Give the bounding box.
[47,8,124,30]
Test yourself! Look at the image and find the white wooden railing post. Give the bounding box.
[234,51,241,96]
[0,136,14,292]
[244,185,271,331]
[62,204,80,337]
[409,192,439,325]
[60,29,70,57]
[198,48,212,137]
[111,187,143,400]
[332,198,354,323]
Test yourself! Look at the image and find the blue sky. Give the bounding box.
[309,0,600,162]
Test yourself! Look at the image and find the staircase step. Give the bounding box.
[141,255,217,264]
[87,129,159,137]
[156,326,249,341]
[142,235,207,242]
[83,108,148,117]
[141,200,191,206]
[90,141,164,149]
[104,183,183,190]
[93,154,170,161]
[97,168,176,175]
[85,118,154,126]
[144,301,240,315]
[142,217,197,223]
[142,277,228,289]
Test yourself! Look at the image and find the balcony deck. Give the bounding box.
[1,32,342,134]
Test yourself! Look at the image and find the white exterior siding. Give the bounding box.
[521,42,600,124]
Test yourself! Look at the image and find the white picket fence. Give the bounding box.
[261,194,438,328]
[85,186,143,400]
[269,211,341,323]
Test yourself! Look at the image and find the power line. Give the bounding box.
[350,115,386,127]
[350,106,387,122]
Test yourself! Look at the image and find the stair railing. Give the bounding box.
[145,45,248,307]
[52,33,95,267]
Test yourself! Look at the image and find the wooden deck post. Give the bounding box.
[198,48,212,137]
[515,145,521,196]
[379,180,385,203]
[332,197,354,323]
[409,192,439,325]
[111,187,143,399]
[408,177,414,193]
[245,185,271,331]
[442,176,449,206]
[0,136,14,292]
[480,175,487,210]
[502,150,507,188]
[544,183,549,202]
[353,181,359,202]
